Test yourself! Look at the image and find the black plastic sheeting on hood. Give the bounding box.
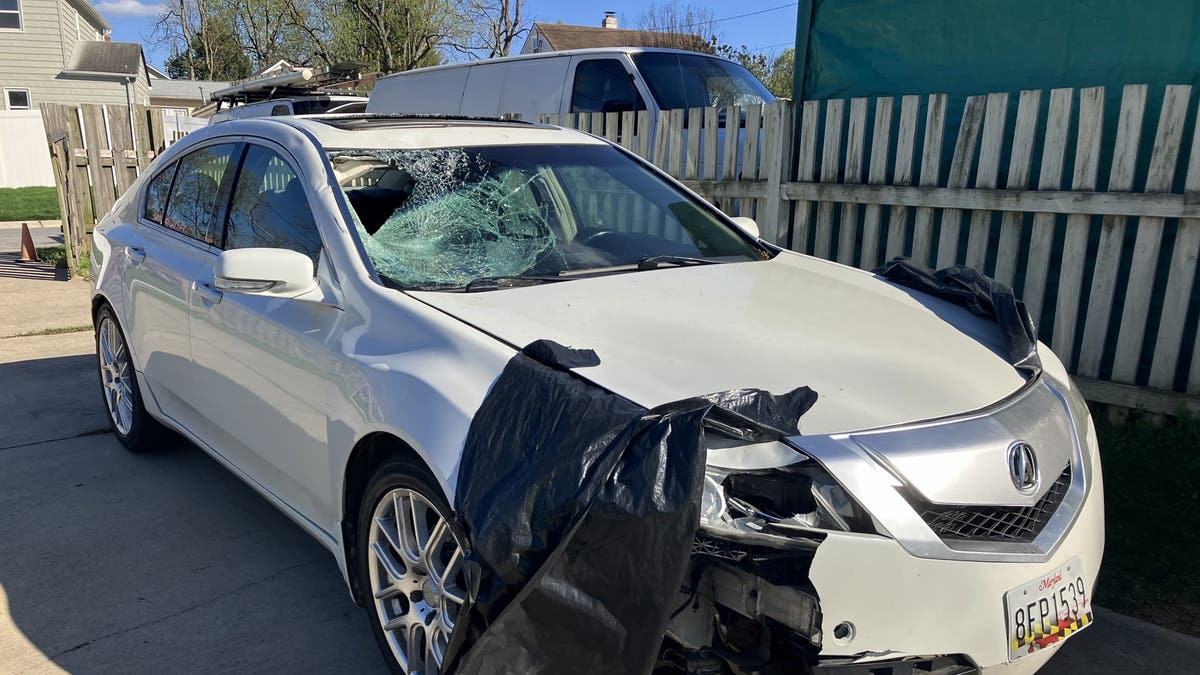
[450,339,817,674]
[876,258,1041,377]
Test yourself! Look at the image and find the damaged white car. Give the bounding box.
[90,114,1103,675]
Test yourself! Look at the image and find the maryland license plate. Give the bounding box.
[1005,556,1092,661]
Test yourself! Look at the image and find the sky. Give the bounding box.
[93,0,801,71]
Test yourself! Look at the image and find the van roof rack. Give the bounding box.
[207,63,366,106]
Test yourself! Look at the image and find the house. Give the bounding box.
[0,0,151,110]
[147,69,230,115]
[521,12,711,55]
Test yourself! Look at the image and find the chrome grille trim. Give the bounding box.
[916,465,1071,543]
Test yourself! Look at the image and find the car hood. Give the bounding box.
[411,253,1028,436]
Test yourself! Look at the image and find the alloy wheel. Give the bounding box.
[368,488,467,674]
[98,316,133,436]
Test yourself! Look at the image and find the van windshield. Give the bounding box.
[632,52,775,110]
[328,144,766,291]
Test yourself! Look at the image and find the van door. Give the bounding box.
[566,55,652,144]
[461,64,505,117]
[496,56,570,120]
[566,55,649,116]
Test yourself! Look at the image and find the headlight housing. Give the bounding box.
[699,457,877,546]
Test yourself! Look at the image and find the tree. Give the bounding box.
[715,43,795,99]
[156,0,252,80]
[634,1,718,52]
[449,0,529,59]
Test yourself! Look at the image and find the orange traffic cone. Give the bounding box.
[17,223,39,263]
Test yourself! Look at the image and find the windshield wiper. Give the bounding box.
[463,274,570,292]
[636,255,721,270]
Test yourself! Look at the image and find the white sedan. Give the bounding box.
[90,114,1103,674]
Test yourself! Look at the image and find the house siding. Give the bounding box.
[0,0,142,109]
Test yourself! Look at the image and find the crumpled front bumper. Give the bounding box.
[807,450,1104,673]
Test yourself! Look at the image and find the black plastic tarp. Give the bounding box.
[876,258,1041,376]
[451,339,816,674]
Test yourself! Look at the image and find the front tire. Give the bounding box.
[95,305,163,453]
[359,459,469,674]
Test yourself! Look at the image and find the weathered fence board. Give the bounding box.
[911,94,948,266]
[1078,85,1149,378]
[41,102,165,268]
[885,95,920,262]
[1052,86,1106,365]
[965,92,1008,270]
[814,99,844,259]
[1022,88,1072,325]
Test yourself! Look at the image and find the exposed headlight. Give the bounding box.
[699,459,877,546]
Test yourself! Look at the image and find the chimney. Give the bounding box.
[602,11,618,29]
[103,30,112,41]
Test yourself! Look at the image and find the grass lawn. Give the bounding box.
[34,244,89,278]
[1093,412,1200,636]
[0,186,60,221]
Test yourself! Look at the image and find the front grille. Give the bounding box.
[917,465,1071,543]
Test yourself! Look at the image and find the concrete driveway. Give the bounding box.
[1,336,1198,672]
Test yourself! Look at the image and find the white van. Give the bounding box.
[366,47,775,122]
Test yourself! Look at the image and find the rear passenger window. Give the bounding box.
[223,145,322,262]
[143,161,177,224]
[571,60,644,114]
[163,144,237,244]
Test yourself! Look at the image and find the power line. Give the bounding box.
[745,41,794,52]
[643,2,800,32]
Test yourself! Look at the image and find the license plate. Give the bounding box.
[1004,556,1093,661]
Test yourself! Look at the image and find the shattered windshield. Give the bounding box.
[329,144,764,290]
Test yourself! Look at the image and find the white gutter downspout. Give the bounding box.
[124,75,138,169]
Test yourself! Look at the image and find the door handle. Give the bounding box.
[192,281,223,306]
[125,246,146,267]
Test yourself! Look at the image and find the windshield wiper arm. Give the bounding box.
[636,255,720,270]
[463,274,570,292]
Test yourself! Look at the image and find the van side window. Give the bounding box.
[162,143,238,244]
[271,104,290,116]
[571,60,644,114]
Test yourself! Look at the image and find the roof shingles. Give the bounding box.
[531,23,712,53]
[65,42,144,76]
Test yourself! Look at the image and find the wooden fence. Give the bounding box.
[39,103,169,271]
[541,85,1200,413]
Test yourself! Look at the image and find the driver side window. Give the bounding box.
[222,145,322,263]
[570,59,644,114]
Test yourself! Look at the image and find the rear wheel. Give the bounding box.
[359,460,469,674]
[95,305,164,452]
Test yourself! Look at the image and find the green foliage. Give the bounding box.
[164,15,252,80]
[715,44,795,99]
[1093,412,1200,635]
[0,187,60,221]
[34,245,67,266]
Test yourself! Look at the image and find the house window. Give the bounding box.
[0,0,22,30]
[4,88,31,110]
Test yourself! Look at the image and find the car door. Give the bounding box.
[124,141,239,426]
[186,140,343,528]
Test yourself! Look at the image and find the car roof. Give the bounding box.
[373,46,731,83]
[208,114,611,150]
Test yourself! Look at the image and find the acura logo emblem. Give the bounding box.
[1008,441,1039,494]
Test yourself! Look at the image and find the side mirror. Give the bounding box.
[730,216,760,240]
[214,248,316,297]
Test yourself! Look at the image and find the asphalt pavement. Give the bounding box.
[0,221,63,252]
